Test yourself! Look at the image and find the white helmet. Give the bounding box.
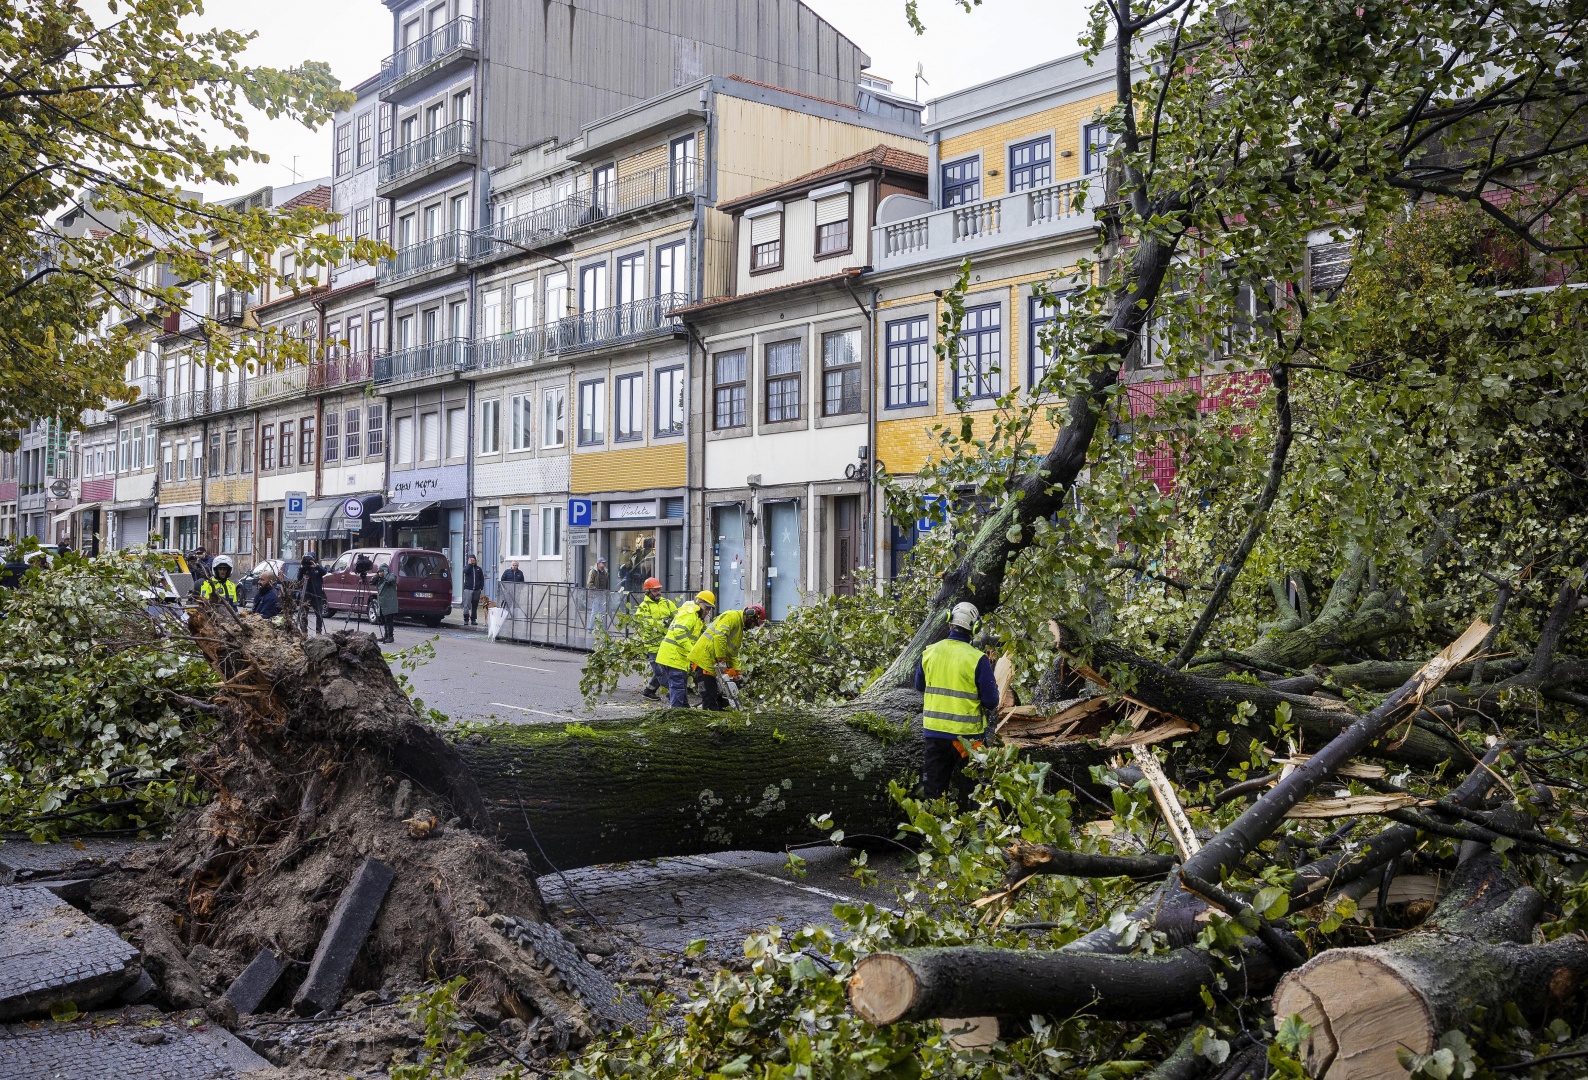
[949,601,979,631]
[212,555,234,569]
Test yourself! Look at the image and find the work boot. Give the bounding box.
[641,688,659,700]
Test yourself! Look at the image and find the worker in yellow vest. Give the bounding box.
[636,577,678,700]
[688,604,766,710]
[916,601,999,800]
[198,554,239,608]
[655,590,716,707]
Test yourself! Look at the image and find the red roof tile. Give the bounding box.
[277,185,332,213]
[718,145,927,212]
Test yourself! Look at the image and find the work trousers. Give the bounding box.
[646,656,665,693]
[664,664,691,708]
[922,734,983,802]
[697,667,728,711]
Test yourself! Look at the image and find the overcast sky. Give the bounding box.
[196,0,1093,197]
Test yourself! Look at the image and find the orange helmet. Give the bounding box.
[643,577,662,590]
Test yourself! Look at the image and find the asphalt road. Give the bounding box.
[358,614,649,727]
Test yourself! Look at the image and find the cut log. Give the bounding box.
[1272,851,1588,1078]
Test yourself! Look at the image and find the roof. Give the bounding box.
[277,185,332,213]
[727,74,855,114]
[717,144,927,213]
[673,270,864,319]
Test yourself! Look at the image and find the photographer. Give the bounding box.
[373,563,398,643]
[299,552,327,634]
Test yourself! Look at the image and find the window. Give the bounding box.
[355,112,372,167]
[324,409,340,462]
[446,406,466,459]
[279,421,295,469]
[814,194,851,256]
[190,437,203,477]
[224,430,238,474]
[450,193,470,236]
[238,510,253,555]
[1029,292,1071,388]
[222,511,237,554]
[451,87,471,123]
[591,162,615,216]
[421,307,439,344]
[749,210,782,271]
[655,240,686,299]
[425,102,444,133]
[670,134,698,195]
[335,123,352,175]
[508,507,534,557]
[419,412,440,460]
[119,429,131,473]
[885,316,932,408]
[544,271,569,324]
[176,441,188,480]
[541,388,565,447]
[615,372,643,441]
[365,405,383,457]
[510,281,533,330]
[765,340,802,423]
[506,395,531,452]
[395,414,415,464]
[479,397,501,453]
[616,251,645,308]
[713,350,747,429]
[579,262,608,313]
[1082,121,1115,175]
[577,379,605,445]
[481,289,502,337]
[300,417,315,467]
[540,505,563,558]
[1009,136,1052,192]
[954,304,1003,400]
[377,200,391,242]
[822,329,863,415]
[655,366,685,435]
[941,157,980,207]
[241,426,254,473]
[142,427,154,471]
[160,442,173,481]
[343,407,361,459]
[448,298,468,340]
[208,431,222,476]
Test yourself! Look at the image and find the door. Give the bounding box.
[833,495,861,596]
[482,516,500,601]
[713,505,746,610]
[447,508,464,605]
[765,501,801,621]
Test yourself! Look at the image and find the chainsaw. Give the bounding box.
[717,667,742,708]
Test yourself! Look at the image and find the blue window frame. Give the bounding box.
[885,316,931,408]
[1028,292,1071,390]
[940,157,980,207]
[1082,122,1115,175]
[953,304,1002,400]
[1009,137,1052,192]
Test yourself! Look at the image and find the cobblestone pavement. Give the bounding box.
[539,846,910,966]
[0,1010,270,1080]
[0,837,160,884]
[0,886,139,1021]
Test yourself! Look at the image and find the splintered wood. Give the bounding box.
[1131,746,1201,860]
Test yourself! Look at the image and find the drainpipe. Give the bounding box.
[843,278,880,575]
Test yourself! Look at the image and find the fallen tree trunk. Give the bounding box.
[1273,850,1588,1079]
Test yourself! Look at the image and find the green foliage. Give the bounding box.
[392,977,494,1080]
[0,552,215,840]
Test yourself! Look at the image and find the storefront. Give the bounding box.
[110,498,156,549]
[573,492,688,597]
[379,465,467,604]
[156,503,200,553]
[288,493,384,559]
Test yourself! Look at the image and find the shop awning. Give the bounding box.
[369,500,435,524]
[286,498,343,539]
[55,502,101,524]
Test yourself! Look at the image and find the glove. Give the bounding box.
[725,668,741,680]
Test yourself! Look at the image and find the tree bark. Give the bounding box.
[1272,851,1588,1079]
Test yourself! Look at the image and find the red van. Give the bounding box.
[321,547,452,627]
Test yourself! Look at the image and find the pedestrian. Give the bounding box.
[500,560,525,583]
[461,555,486,626]
[635,577,677,700]
[915,601,999,802]
[586,557,610,632]
[252,570,282,619]
[191,546,212,580]
[688,604,766,711]
[374,564,399,643]
[654,590,716,708]
[199,554,238,608]
[299,552,327,633]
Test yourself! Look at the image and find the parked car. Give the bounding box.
[238,558,303,605]
[321,547,452,627]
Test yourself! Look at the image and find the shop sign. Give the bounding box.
[607,501,654,520]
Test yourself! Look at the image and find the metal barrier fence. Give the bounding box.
[487,581,693,651]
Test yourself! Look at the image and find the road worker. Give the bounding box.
[916,601,999,801]
[655,590,716,707]
[635,577,678,700]
[199,554,239,608]
[688,605,766,710]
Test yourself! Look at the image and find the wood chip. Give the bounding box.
[1131,746,1202,859]
[1284,793,1423,818]
[1272,755,1388,780]
[994,655,1016,711]
[1102,718,1199,748]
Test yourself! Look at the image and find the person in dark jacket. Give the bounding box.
[374,564,399,642]
[299,553,327,633]
[914,601,1000,802]
[461,555,486,625]
[251,571,282,619]
[500,561,525,583]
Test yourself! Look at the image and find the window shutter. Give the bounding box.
[815,195,847,226]
[750,213,781,245]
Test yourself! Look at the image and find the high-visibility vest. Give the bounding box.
[635,596,678,647]
[920,636,987,736]
[656,602,707,671]
[200,577,239,606]
[688,609,745,671]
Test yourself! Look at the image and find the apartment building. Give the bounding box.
[679,144,928,615]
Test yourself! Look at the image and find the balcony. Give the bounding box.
[374,230,476,294]
[110,374,162,413]
[871,178,1095,272]
[379,16,477,100]
[475,293,688,373]
[472,161,701,267]
[311,349,379,390]
[374,338,474,385]
[213,288,255,323]
[377,120,476,199]
[249,364,309,405]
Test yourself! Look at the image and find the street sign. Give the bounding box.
[917,495,948,532]
[569,527,590,547]
[343,497,365,519]
[567,498,592,527]
[284,491,307,535]
[49,479,70,499]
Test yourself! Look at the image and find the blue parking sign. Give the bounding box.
[917,495,947,532]
[568,498,593,527]
[286,494,305,515]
